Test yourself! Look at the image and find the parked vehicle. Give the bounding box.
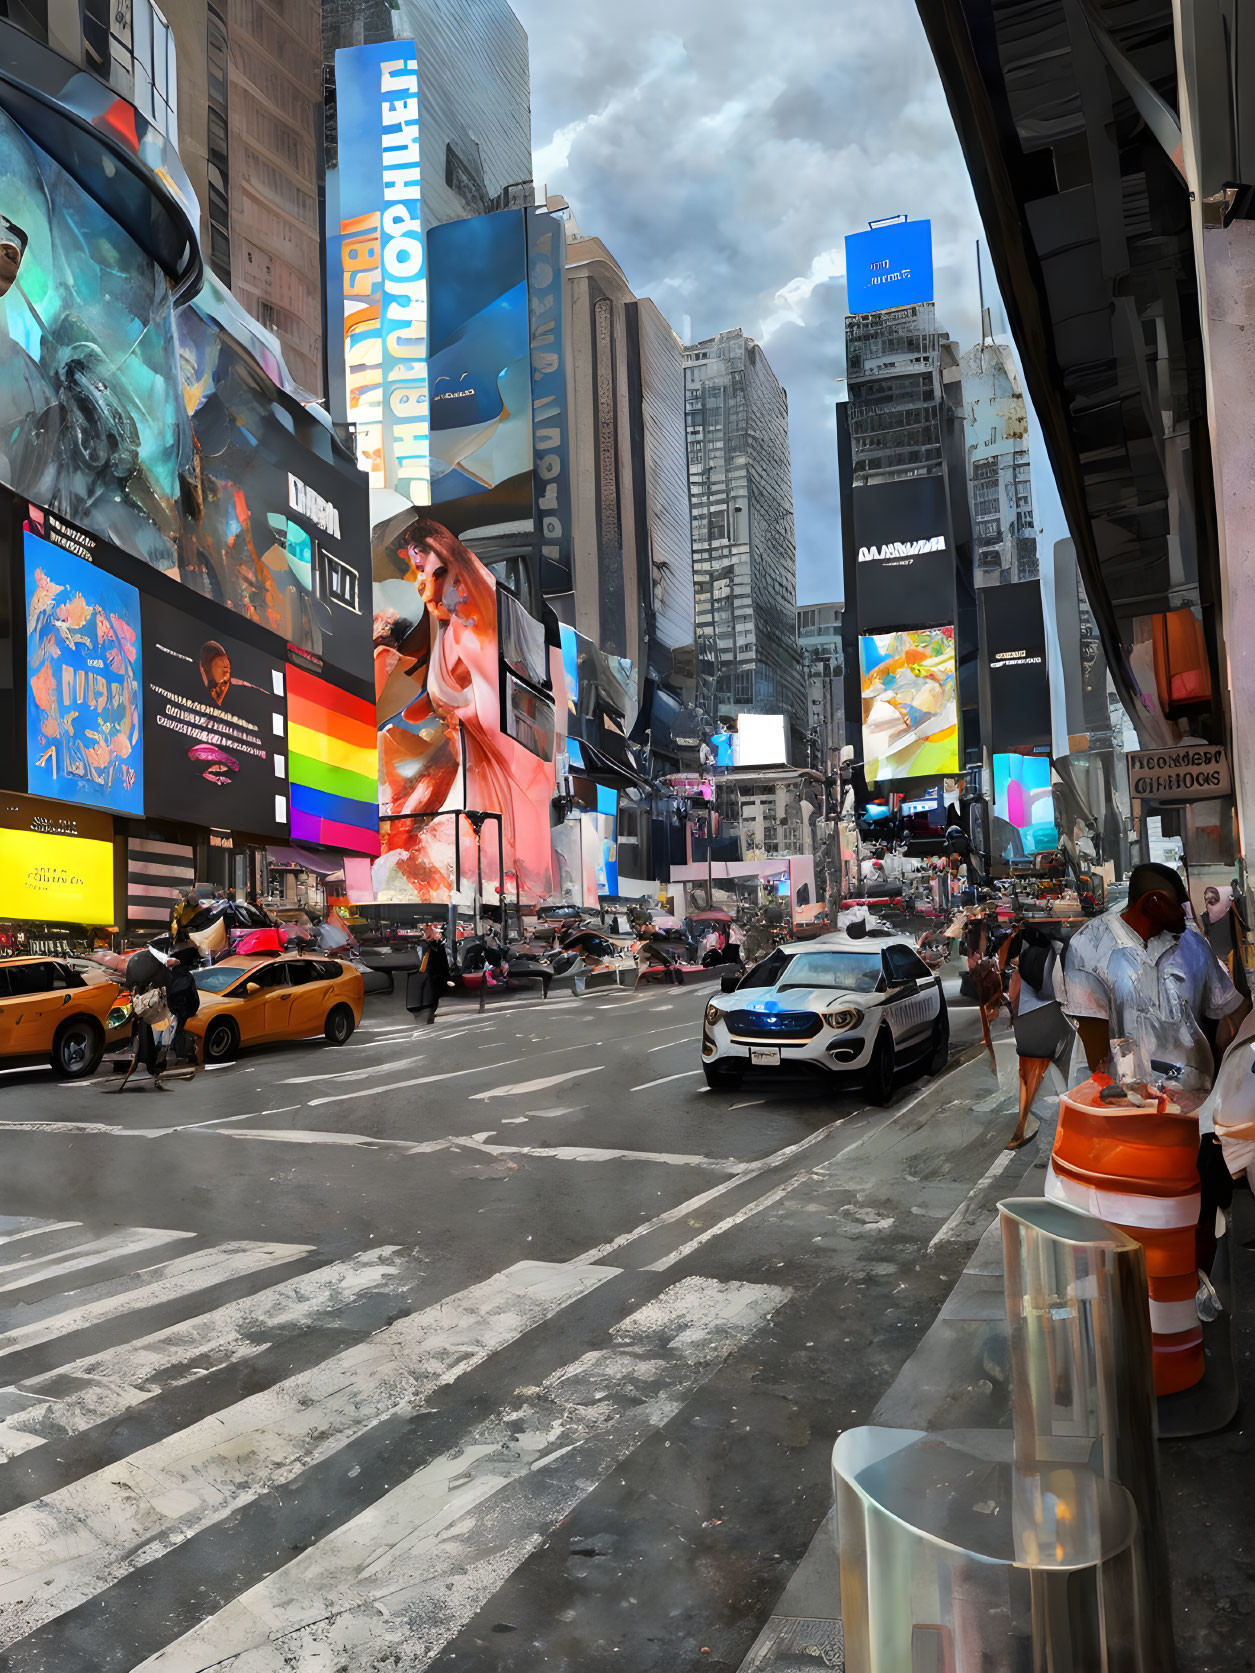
[187,955,363,1062]
[0,957,124,1078]
[700,931,949,1103]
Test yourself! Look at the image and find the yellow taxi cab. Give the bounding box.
[187,953,364,1062]
[0,956,123,1078]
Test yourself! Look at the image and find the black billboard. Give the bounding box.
[981,580,1052,752]
[852,476,956,632]
[142,597,290,838]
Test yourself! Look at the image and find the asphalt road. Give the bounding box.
[0,969,1032,1672]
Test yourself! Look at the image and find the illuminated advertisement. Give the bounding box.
[859,627,959,782]
[845,219,933,315]
[0,828,114,924]
[374,513,564,900]
[327,41,429,506]
[24,527,144,817]
[993,753,1058,859]
[287,666,380,856]
[426,210,532,532]
[981,580,1051,752]
[852,476,955,632]
[0,107,369,680]
[142,598,288,836]
[527,207,572,593]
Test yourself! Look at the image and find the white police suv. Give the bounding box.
[700,932,948,1103]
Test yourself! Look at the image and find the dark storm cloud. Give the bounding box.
[512,0,1064,603]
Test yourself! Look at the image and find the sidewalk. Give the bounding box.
[738,1092,1255,1673]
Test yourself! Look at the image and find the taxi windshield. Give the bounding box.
[777,951,883,993]
[192,966,250,993]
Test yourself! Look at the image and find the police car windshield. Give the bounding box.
[777,951,883,993]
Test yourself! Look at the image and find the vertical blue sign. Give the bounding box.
[844,220,934,315]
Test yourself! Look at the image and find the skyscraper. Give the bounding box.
[685,329,803,732]
[960,332,1038,587]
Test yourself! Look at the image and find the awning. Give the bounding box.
[266,846,343,876]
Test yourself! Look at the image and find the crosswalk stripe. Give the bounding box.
[0,1243,313,1366]
[131,1276,789,1672]
[0,1259,619,1645]
[0,1228,194,1294]
[0,1248,415,1465]
[0,1223,81,1250]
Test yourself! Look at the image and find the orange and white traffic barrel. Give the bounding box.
[1045,1078,1205,1396]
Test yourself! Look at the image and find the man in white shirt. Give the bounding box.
[1060,862,1249,1092]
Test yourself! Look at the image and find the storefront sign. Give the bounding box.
[1127,745,1231,802]
[0,827,114,924]
[142,598,289,836]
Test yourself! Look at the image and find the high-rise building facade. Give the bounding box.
[960,334,1038,587]
[685,329,803,730]
[322,0,532,235]
[797,602,845,770]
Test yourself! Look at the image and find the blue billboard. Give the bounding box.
[845,220,933,315]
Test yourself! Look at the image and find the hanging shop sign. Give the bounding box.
[1127,745,1231,803]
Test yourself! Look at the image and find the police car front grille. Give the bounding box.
[727,1009,822,1041]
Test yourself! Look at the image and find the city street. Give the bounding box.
[0,977,1040,1672]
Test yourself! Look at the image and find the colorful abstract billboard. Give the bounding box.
[142,597,289,837]
[327,41,429,506]
[287,667,380,856]
[24,527,144,817]
[0,106,369,681]
[374,513,562,900]
[859,627,959,782]
[993,753,1058,859]
[845,219,933,315]
[426,210,532,535]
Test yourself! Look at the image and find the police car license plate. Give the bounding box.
[751,1046,780,1066]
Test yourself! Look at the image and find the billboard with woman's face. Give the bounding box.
[373,514,564,902]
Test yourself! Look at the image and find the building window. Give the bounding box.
[709,509,727,542]
[318,550,360,613]
[206,6,230,287]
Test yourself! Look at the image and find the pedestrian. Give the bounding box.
[1201,884,1250,997]
[1005,923,1072,1149]
[160,944,202,1076]
[406,924,451,1025]
[113,944,170,1092]
[171,890,200,940]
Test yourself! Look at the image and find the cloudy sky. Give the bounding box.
[510,0,1067,604]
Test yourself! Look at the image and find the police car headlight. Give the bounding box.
[823,1007,861,1032]
[705,1002,722,1028]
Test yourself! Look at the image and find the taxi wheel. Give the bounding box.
[324,1004,355,1046]
[50,1017,104,1079]
[702,1059,743,1091]
[863,1029,897,1107]
[203,1017,240,1064]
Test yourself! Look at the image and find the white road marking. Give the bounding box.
[630,1069,701,1092]
[306,1058,526,1108]
[730,1100,765,1109]
[0,1261,619,1644]
[469,1066,604,1101]
[0,1248,411,1463]
[469,1143,743,1171]
[0,1222,81,1248]
[277,1056,427,1085]
[0,1228,195,1294]
[927,1145,1020,1250]
[647,1038,689,1052]
[526,1106,584,1119]
[130,1278,788,1673]
[644,1174,808,1272]
[0,1243,314,1364]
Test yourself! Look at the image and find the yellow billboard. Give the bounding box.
[0,829,115,924]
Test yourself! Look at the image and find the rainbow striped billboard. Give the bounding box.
[287,666,380,855]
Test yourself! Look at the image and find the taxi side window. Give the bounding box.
[249,964,289,991]
[7,962,62,996]
[883,945,931,985]
[286,962,317,985]
[310,960,342,980]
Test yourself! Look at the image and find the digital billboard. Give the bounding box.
[287,667,380,856]
[526,207,572,594]
[142,598,289,837]
[845,219,933,315]
[1,107,369,682]
[0,828,114,925]
[374,513,564,899]
[852,477,955,632]
[327,41,429,506]
[993,753,1058,859]
[981,581,1052,752]
[859,627,959,782]
[24,528,144,817]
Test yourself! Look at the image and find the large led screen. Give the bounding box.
[981,580,1052,752]
[0,828,114,924]
[142,599,288,837]
[859,627,959,783]
[993,753,1058,860]
[845,219,933,315]
[287,666,380,856]
[852,477,955,633]
[25,528,144,816]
